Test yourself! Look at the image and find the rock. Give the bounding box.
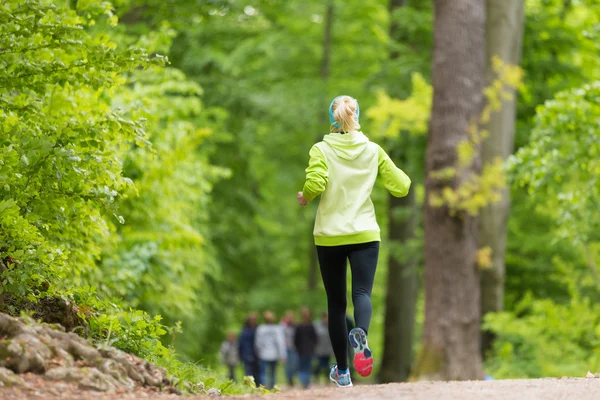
[97,359,135,391]
[207,388,221,396]
[99,348,145,384]
[67,340,102,364]
[0,340,23,369]
[142,361,165,387]
[167,386,182,395]
[0,314,23,337]
[56,348,74,367]
[45,367,87,382]
[97,358,125,379]
[0,311,176,393]
[78,368,119,392]
[0,367,25,387]
[0,333,53,373]
[126,364,145,384]
[16,334,52,372]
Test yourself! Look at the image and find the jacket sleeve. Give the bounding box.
[378,146,411,198]
[302,145,328,201]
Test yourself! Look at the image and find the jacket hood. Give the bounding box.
[322,131,370,161]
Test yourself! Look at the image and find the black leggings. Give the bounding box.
[317,241,379,370]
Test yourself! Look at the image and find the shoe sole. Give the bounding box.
[329,372,353,388]
[349,328,373,377]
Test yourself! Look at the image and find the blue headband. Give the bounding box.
[329,96,359,129]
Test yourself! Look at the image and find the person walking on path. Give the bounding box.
[281,310,299,387]
[238,313,261,386]
[294,307,318,389]
[220,331,240,382]
[313,312,334,383]
[297,95,411,388]
[255,310,287,389]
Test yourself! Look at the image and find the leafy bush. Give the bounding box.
[0,0,161,300]
[487,81,600,379]
[485,290,600,378]
[0,1,248,393]
[510,82,600,244]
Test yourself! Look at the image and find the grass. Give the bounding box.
[152,356,272,396]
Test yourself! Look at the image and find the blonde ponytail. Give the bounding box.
[330,96,360,133]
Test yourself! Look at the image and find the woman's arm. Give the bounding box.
[378,146,411,197]
[301,145,329,202]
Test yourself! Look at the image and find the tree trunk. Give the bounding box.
[480,0,525,358]
[379,0,419,384]
[380,185,418,382]
[416,0,485,381]
[308,0,335,290]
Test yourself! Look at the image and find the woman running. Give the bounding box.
[297,95,411,388]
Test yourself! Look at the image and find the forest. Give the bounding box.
[2,0,600,395]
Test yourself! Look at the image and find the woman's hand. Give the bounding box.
[297,191,308,206]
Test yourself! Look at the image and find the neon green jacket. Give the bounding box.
[302,132,411,246]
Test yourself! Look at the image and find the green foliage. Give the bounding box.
[492,1,600,380]
[517,0,600,147]
[367,73,432,139]
[506,1,600,300]
[77,290,170,358]
[510,82,600,244]
[371,0,433,98]
[98,65,229,318]
[484,254,600,378]
[154,357,270,396]
[485,296,600,378]
[0,0,162,300]
[0,0,237,389]
[504,190,584,305]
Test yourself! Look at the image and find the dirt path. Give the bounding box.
[229,378,600,400]
[3,376,600,399]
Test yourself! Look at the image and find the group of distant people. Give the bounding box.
[219,308,356,389]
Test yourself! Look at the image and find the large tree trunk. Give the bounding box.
[308,0,335,290]
[416,0,485,381]
[480,0,525,358]
[379,0,419,384]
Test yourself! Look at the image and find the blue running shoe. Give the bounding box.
[349,327,373,377]
[329,365,353,388]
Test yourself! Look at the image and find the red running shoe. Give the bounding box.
[349,327,373,377]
